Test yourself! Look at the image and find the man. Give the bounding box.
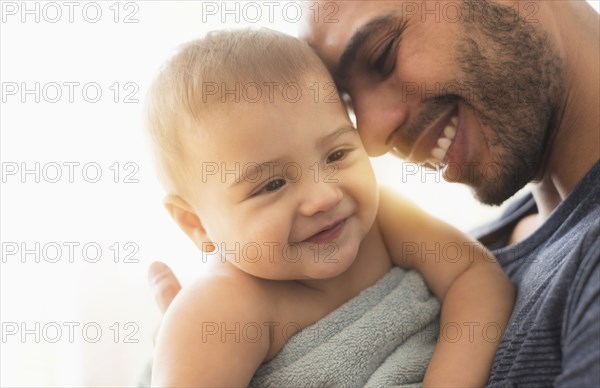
[149,1,599,385]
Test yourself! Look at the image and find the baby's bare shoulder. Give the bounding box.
[171,267,276,324]
[153,268,279,386]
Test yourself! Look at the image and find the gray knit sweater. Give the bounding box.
[472,161,600,387]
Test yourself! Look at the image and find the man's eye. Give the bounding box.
[327,150,348,163]
[261,179,286,193]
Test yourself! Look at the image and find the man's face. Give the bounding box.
[302,0,563,205]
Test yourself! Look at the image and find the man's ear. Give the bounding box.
[163,195,215,252]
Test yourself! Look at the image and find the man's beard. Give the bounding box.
[458,0,564,205]
[406,1,565,205]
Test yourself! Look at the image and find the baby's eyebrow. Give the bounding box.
[228,126,355,189]
[337,14,407,85]
[317,125,357,148]
[228,158,286,188]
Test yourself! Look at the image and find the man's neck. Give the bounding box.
[531,1,599,221]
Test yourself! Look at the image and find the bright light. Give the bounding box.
[1,1,597,386]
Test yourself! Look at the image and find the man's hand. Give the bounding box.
[148,261,182,314]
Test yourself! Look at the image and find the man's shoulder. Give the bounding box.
[564,217,600,308]
[488,217,600,385]
[488,162,600,384]
[578,214,600,247]
[555,218,600,386]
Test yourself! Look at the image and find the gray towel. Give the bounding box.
[249,267,440,388]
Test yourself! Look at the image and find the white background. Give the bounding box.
[1,1,598,386]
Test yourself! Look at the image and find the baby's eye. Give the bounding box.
[327,150,348,163]
[262,179,286,193]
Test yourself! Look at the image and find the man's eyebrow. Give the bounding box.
[337,14,407,85]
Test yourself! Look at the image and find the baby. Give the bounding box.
[145,29,514,387]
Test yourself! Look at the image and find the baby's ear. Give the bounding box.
[163,195,215,252]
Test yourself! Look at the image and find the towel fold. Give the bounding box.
[250,267,440,387]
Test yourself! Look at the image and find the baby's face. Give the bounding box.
[191,78,378,280]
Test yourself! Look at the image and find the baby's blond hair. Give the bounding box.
[145,28,330,200]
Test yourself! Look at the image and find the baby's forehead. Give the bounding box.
[190,76,342,144]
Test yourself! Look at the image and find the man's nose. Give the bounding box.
[297,176,343,217]
[352,86,410,156]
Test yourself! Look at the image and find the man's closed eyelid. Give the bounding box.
[372,36,400,77]
[338,15,408,82]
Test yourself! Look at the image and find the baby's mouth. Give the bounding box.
[303,219,347,244]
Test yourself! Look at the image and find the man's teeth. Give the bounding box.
[444,125,456,140]
[427,116,457,167]
[431,147,446,161]
[437,137,452,150]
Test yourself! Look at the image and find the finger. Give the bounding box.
[147,261,181,314]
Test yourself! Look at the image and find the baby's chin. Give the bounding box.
[307,242,362,280]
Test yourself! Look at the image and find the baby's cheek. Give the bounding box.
[251,222,281,243]
[358,162,378,199]
[359,173,379,229]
